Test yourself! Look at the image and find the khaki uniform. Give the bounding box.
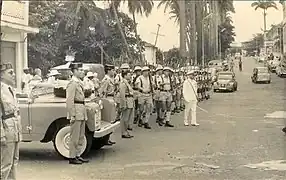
[1,82,22,180]
[135,75,153,124]
[66,76,87,159]
[131,74,140,123]
[99,75,116,123]
[160,75,172,122]
[154,74,163,120]
[119,79,134,135]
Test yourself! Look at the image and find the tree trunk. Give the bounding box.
[179,0,187,58]
[187,1,197,65]
[263,8,267,54]
[195,1,203,65]
[111,2,131,60]
[214,1,219,59]
[132,12,143,64]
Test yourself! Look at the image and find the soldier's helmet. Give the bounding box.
[134,66,142,72]
[142,66,150,72]
[120,63,130,69]
[155,65,163,71]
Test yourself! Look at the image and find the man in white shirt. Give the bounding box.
[183,70,199,126]
[83,72,95,91]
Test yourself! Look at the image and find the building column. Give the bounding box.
[16,41,23,90]
[23,33,28,68]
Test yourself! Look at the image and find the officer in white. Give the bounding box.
[1,63,22,179]
[183,70,199,126]
[47,69,61,84]
[83,72,95,91]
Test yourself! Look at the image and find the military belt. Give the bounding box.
[107,94,114,97]
[125,95,133,97]
[74,101,85,105]
[161,90,171,92]
[139,90,151,94]
[2,113,16,120]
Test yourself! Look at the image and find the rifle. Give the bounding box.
[148,73,154,94]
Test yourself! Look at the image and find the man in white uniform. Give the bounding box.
[183,70,199,126]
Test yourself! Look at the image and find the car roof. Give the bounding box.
[255,66,267,69]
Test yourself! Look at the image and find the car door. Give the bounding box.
[18,96,32,140]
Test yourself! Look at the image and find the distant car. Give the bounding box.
[213,71,237,92]
[276,63,286,77]
[251,67,271,83]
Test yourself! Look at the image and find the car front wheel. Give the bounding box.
[53,125,93,159]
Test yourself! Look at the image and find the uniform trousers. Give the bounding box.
[120,108,134,135]
[1,142,19,180]
[69,120,85,158]
[184,100,197,125]
[138,93,153,123]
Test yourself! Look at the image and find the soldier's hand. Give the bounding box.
[70,116,76,122]
[0,136,6,146]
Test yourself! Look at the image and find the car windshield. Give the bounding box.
[218,74,232,80]
[257,68,268,73]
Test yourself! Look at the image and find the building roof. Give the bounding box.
[144,42,157,49]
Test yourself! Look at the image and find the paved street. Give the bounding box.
[18,57,286,180]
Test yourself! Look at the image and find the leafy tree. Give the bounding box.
[163,48,183,68]
[156,49,164,65]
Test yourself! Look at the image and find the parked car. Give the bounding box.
[208,60,223,72]
[16,64,120,159]
[213,71,237,92]
[251,67,271,83]
[276,63,286,77]
[268,59,280,73]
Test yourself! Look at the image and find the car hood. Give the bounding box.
[217,79,232,84]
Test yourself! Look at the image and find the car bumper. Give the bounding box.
[256,79,270,82]
[214,85,234,90]
[93,121,120,138]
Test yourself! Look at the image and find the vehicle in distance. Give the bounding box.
[213,71,238,92]
[251,67,271,83]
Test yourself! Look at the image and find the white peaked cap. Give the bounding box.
[156,65,163,71]
[142,66,150,71]
[49,69,60,76]
[86,72,94,77]
[93,72,98,77]
[134,66,142,71]
[120,63,130,69]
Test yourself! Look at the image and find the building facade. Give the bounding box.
[1,1,39,89]
[143,42,157,65]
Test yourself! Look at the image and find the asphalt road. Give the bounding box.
[18,57,286,180]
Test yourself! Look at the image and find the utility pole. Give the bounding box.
[179,0,186,58]
[153,24,164,46]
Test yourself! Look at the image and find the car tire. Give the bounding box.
[92,134,111,150]
[213,89,217,93]
[53,125,93,159]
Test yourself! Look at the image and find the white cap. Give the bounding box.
[142,66,150,71]
[120,63,130,69]
[134,66,142,71]
[156,65,163,71]
[163,67,172,71]
[186,70,195,75]
[86,72,94,77]
[48,69,60,77]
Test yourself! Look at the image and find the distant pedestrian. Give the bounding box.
[239,58,242,71]
[1,63,22,180]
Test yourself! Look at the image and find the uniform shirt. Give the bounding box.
[154,74,163,90]
[162,75,171,91]
[183,78,198,102]
[93,78,100,89]
[135,75,151,92]
[0,82,21,142]
[119,78,134,109]
[114,73,123,85]
[99,75,115,96]
[47,76,58,84]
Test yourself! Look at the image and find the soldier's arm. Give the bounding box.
[135,78,143,92]
[66,82,76,118]
[0,103,5,139]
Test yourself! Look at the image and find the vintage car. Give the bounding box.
[17,65,119,159]
[276,63,286,77]
[213,71,237,92]
[251,67,271,83]
[268,59,280,73]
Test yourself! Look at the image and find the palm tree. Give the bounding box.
[251,0,278,43]
[111,0,154,63]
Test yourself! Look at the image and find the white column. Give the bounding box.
[23,33,28,68]
[16,41,23,90]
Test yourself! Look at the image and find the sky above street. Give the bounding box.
[95,1,283,51]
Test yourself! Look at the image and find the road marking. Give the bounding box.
[244,160,286,171]
[264,111,286,119]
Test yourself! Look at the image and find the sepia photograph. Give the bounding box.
[0,0,285,179]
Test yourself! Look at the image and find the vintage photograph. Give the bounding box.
[0,0,285,179]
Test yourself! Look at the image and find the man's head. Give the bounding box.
[23,68,29,74]
[104,64,115,77]
[156,65,163,75]
[122,70,132,81]
[187,70,195,79]
[69,63,85,79]
[141,66,150,77]
[163,67,172,76]
[133,66,142,76]
[0,63,15,86]
[120,63,130,71]
[86,72,94,80]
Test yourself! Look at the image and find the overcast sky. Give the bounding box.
[95,1,283,51]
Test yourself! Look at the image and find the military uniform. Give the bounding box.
[1,63,22,180]
[119,77,134,138]
[135,66,153,129]
[66,63,89,164]
[160,67,174,127]
[153,65,164,125]
[131,66,142,125]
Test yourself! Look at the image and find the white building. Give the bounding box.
[1,1,39,89]
[143,42,157,65]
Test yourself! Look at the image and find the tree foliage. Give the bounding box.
[156,49,164,65]
[218,15,236,56]
[163,48,183,68]
[28,1,144,74]
[242,33,264,55]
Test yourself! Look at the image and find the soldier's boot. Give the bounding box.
[143,122,151,129]
[138,119,143,127]
[69,158,82,165]
[164,112,174,127]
